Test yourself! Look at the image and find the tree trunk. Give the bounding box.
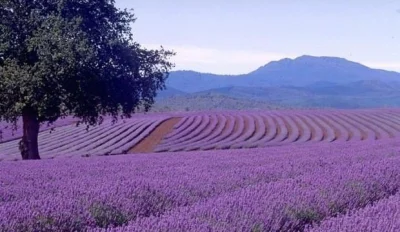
[18,107,40,160]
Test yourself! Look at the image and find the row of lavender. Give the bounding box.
[104,140,400,231]
[0,115,169,160]
[0,111,184,144]
[2,109,400,159]
[0,116,78,143]
[1,139,400,231]
[156,109,400,152]
[308,191,400,231]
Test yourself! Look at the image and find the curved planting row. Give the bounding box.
[155,109,400,152]
[114,147,400,231]
[1,137,400,231]
[308,191,400,232]
[0,116,169,160]
[2,109,400,157]
[0,116,78,143]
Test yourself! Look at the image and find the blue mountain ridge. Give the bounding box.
[166,55,400,93]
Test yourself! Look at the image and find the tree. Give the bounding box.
[0,0,175,160]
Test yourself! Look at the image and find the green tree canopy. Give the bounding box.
[0,0,175,159]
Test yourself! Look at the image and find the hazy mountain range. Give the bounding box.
[154,55,400,110]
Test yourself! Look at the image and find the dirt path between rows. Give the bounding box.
[128,117,181,153]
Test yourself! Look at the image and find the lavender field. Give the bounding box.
[1,139,400,231]
[2,109,400,160]
[155,108,400,152]
[0,114,170,160]
[1,109,400,231]
[2,0,400,231]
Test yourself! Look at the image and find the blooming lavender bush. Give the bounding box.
[156,109,400,152]
[107,146,400,231]
[1,139,400,231]
[307,192,400,232]
[3,109,400,158]
[0,116,168,160]
[0,116,78,143]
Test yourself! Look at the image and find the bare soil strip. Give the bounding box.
[353,114,380,140]
[239,114,251,139]
[372,113,400,137]
[335,113,361,140]
[359,113,395,140]
[232,115,241,134]
[252,114,264,139]
[128,117,181,153]
[320,114,342,141]
[338,113,369,140]
[310,115,326,141]
[203,114,234,150]
[219,115,233,137]
[229,114,253,149]
[271,116,280,141]
[298,114,314,141]
[291,114,306,142]
[280,115,292,141]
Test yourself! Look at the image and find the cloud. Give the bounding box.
[363,62,400,71]
[142,44,400,73]
[142,44,295,74]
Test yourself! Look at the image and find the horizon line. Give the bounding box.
[169,55,400,75]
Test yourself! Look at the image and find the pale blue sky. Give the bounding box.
[116,0,400,74]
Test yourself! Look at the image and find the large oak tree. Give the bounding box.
[0,0,174,160]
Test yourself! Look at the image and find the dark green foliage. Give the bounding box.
[293,208,323,227]
[33,215,86,232]
[152,94,280,112]
[89,203,129,228]
[283,207,324,232]
[0,0,174,159]
[3,215,86,232]
[250,223,264,232]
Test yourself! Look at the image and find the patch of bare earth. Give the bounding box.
[239,115,252,138]
[219,115,236,139]
[280,116,291,141]
[370,114,395,138]
[291,115,305,142]
[253,115,264,138]
[336,114,358,140]
[297,115,313,141]
[358,114,383,140]
[205,115,234,150]
[338,114,366,140]
[231,115,241,134]
[355,116,375,140]
[303,115,317,141]
[310,115,326,141]
[229,115,252,149]
[320,115,342,141]
[244,115,264,148]
[128,117,181,153]
[271,116,281,141]
[262,115,274,139]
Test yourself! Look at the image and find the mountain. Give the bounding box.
[159,55,400,110]
[165,71,240,93]
[301,80,397,96]
[248,55,400,86]
[154,78,400,111]
[151,93,281,112]
[195,86,312,103]
[188,80,400,109]
[167,55,400,93]
[156,86,187,99]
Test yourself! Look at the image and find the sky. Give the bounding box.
[116,0,400,74]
